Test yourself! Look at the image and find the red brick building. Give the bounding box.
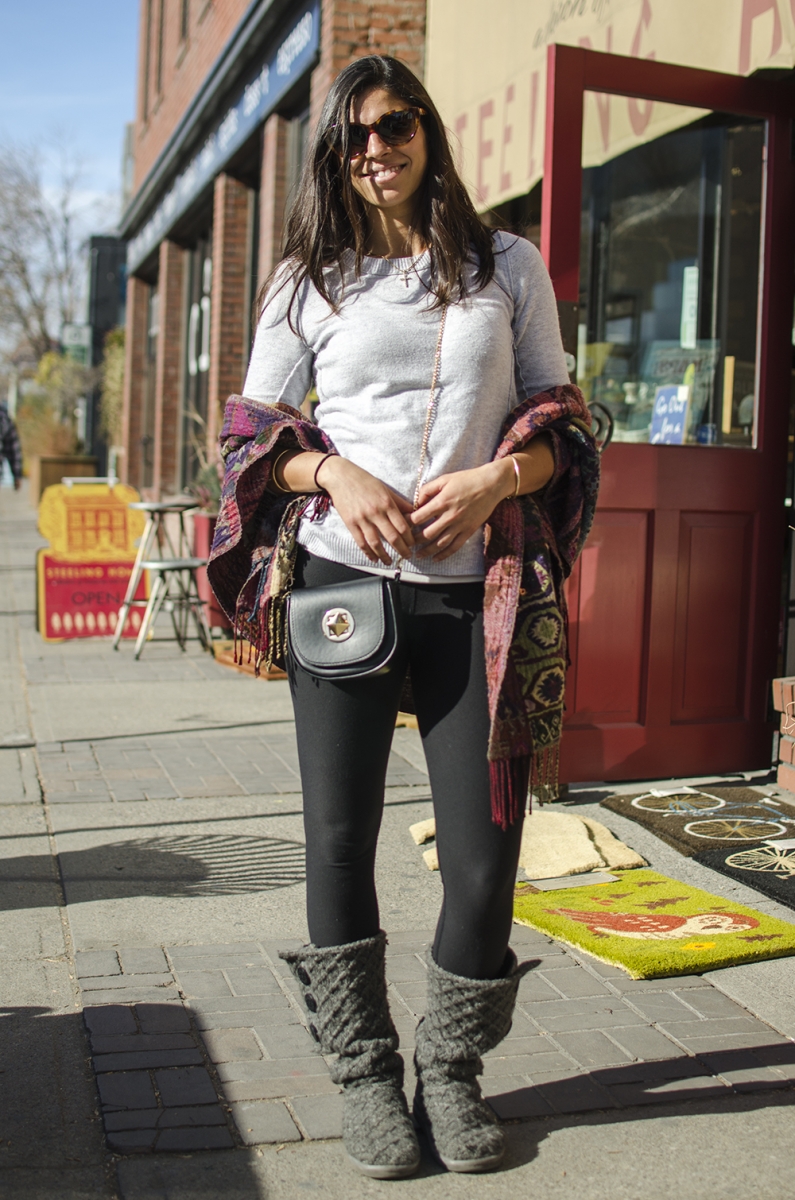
[120,0,425,495]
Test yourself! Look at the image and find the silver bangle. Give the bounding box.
[508,455,521,498]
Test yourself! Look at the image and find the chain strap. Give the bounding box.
[395,304,447,576]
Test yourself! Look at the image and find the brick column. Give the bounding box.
[207,173,253,454]
[309,0,427,133]
[257,113,289,289]
[120,275,149,489]
[152,240,185,498]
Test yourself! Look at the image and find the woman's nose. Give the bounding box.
[365,129,392,157]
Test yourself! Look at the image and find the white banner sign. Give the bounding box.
[426,0,795,209]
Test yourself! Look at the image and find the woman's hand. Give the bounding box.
[411,435,555,562]
[410,463,512,561]
[318,456,416,565]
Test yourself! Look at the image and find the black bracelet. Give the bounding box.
[313,453,334,491]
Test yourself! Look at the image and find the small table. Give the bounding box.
[112,498,198,649]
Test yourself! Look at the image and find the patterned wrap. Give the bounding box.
[208,385,599,828]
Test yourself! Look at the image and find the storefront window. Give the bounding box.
[182,239,212,486]
[141,287,159,489]
[578,114,764,448]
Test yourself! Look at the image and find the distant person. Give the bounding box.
[0,403,22,490]
[209,56,598,1179]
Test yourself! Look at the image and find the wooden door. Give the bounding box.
[540,46,795,782]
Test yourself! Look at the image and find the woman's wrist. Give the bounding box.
[483,458,518,502]
[275,450,341,494]
[314,452,340,492]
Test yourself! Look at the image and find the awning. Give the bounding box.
[425,0,795,210]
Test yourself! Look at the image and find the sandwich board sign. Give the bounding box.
[650,385,690,445]
[36,481,148,641]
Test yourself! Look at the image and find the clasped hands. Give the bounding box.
[277,437,554,567]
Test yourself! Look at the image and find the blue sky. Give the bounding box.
[0,0,139,207]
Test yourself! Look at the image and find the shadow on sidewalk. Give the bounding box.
[3,1000,794,1195]
[498,1072,795,1174]
[0,1004,262,1197]
[0,832,306,910]
[0,1004,108,1183]
[487,1037,795,1125]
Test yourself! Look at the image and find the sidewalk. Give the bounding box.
[2,482,795,1200]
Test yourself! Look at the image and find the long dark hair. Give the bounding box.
[256,55,495,319]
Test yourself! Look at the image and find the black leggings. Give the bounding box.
[287,549,524,980]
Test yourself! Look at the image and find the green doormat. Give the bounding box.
[600,787,795,912]
[513,869,795,979]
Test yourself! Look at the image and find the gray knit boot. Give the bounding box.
[280,933,420,1179]
[413,949,532,1173]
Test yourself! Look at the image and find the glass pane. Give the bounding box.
[182,236,212,487]
[578,112,764,448]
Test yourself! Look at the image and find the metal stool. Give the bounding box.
[113,498,197,649]
[133,557,212,659]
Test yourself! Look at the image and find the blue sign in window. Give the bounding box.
[128,2,319,273]
[650,385,690,445]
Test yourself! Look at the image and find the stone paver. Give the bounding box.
[80,952,236,1153]
[35,724,427,802]
[4,485,795,1190]
[70,927,795,1155]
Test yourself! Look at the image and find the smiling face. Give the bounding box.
[346,87,428,230]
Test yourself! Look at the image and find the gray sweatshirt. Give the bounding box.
[243,230,569,580]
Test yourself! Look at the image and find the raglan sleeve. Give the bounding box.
[503,234,570,401]
[242,268,315,407]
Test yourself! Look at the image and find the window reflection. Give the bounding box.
[578,116,763,448]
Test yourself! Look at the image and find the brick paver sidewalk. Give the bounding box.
[3,484,795,1197]
[75,927,795,1156]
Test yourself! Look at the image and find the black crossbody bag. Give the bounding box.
[287,307,447,680]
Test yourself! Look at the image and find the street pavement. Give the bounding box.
[1,482,794,1200]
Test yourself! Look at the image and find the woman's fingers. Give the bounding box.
[421,527,473,560]
[411,502,443,527]
[382,499,415,553]
[416,510,479,558]
[358,523,392,565]
[415,476,446,506]
[374,511,414,559]
[415,509,459,544]
[389,490,416,514]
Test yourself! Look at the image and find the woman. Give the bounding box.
[209,55,598,1178]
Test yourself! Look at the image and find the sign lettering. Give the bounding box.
[128,3,319,273]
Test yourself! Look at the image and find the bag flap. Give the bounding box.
[288,576,391,670]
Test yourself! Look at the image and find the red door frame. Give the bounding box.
[541,45,795,781]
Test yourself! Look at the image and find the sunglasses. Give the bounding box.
[328,107,426,157]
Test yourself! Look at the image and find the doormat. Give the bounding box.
[513,869,795,978]
[600,788,795,911]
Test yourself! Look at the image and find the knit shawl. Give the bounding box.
[207,386,599,828]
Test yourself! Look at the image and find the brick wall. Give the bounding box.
[124,1,429,485]
[310,0,427,131]
[134,0,251,190]
[252,0,429,282]
[120,277,149,489]
[133,1,427,194]
[207,173,253,453]
[257,113,290,289]
[152,240,186,498]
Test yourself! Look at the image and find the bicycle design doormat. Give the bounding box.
[600,788,795,911]
[513,869,795,978]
